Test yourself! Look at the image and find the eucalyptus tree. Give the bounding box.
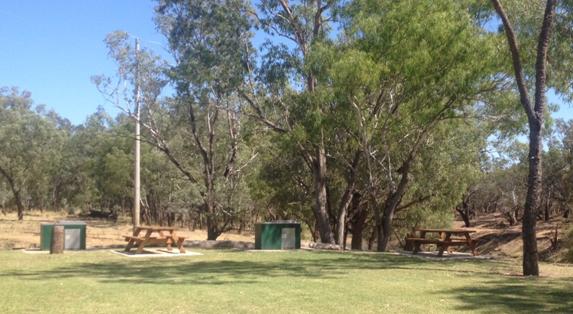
[0,88,61,219]
[320,0,501,250]
[245,0,503,248]
[488,0,573,276]
[154,0,257,239]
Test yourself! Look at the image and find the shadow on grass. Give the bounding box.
[1,250,515,286]
[440,278,573,313]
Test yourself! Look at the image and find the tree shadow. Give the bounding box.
[439,277,573,313]
[1,251,503,286]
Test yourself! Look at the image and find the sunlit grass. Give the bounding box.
[0,250,571,313]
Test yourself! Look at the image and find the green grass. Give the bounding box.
[0,250,572,313]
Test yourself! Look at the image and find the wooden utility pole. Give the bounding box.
[133,38,141,229]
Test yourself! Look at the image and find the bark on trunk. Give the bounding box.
[206,216,221,240]
[377,161,411,252]
[350,193,366,250]
[455,206,471,227]
[313,146,335,244]
[543,196,551,221]
[336,151,361,246]
[336,189,353,246]
[377,207,394,252]
[13,188,24,221]
[492,0,556,277]
[0,166,25,220]
[523,120,542,276]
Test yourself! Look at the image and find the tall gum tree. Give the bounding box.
[242,0,339,243]
[490,0,557,276]
[344,0,502,251]
[0,88,60,220]
[248,0,502,247]
[155,0,256,240]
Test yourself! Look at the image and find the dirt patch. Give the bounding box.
[0,211,255,250]
[454,213,572,262]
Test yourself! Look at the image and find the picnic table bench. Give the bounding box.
[124,226,186,254]
[405,228,477,257]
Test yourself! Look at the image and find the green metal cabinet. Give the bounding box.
[255,221,301,250]
[40,221,87,250]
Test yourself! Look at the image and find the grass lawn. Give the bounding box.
[0,250,572,313]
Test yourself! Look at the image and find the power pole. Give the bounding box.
[133,38,141,229]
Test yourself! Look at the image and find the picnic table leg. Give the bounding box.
[169,230,185,253]
[125,227,143,252]
[165,230,177,252]
[464,233,477,256]
[414,231,426,253]
[166,237,174,252]
[176,237,186,253]
[135,229,153,254]
[136,240,146,254]
[438,232,451,257]
[125,239,136,252]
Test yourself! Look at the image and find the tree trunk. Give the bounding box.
[206,216,220,240]
[336,151,360,246]
[336,187,354,246]
[367,226,377,251]
[544,196,551,221]
[313,146,335,244]
[0,166,25,220]
[505,210,517,226]
[523,119,542,276]
[350,193,365,250]
[456,195,473,227]
[377,207,394,252]
[456,207,471,227]
[343,225,348,250]
[205,196,221,240]
[492,0,556,276]
[13,188,25,221]
[377,162,411,252]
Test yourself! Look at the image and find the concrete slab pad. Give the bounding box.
[110,248,203,258]
[394,249,494,260]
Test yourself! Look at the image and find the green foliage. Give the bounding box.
[156,0,253,96]
[0,88,64,212]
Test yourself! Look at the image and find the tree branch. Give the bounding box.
[491,0,535,122]
[534,0,557,116]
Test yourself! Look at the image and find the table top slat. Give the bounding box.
[135,226,178,231]
[416,228,476,233]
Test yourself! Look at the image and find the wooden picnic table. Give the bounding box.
[406,228,477,257]
[124,226,186,254]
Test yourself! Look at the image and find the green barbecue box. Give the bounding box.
[255,221,301,250]
[40,221,87,250]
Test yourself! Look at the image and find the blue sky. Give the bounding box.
[0,1,572,125]
[0,0,167,124]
